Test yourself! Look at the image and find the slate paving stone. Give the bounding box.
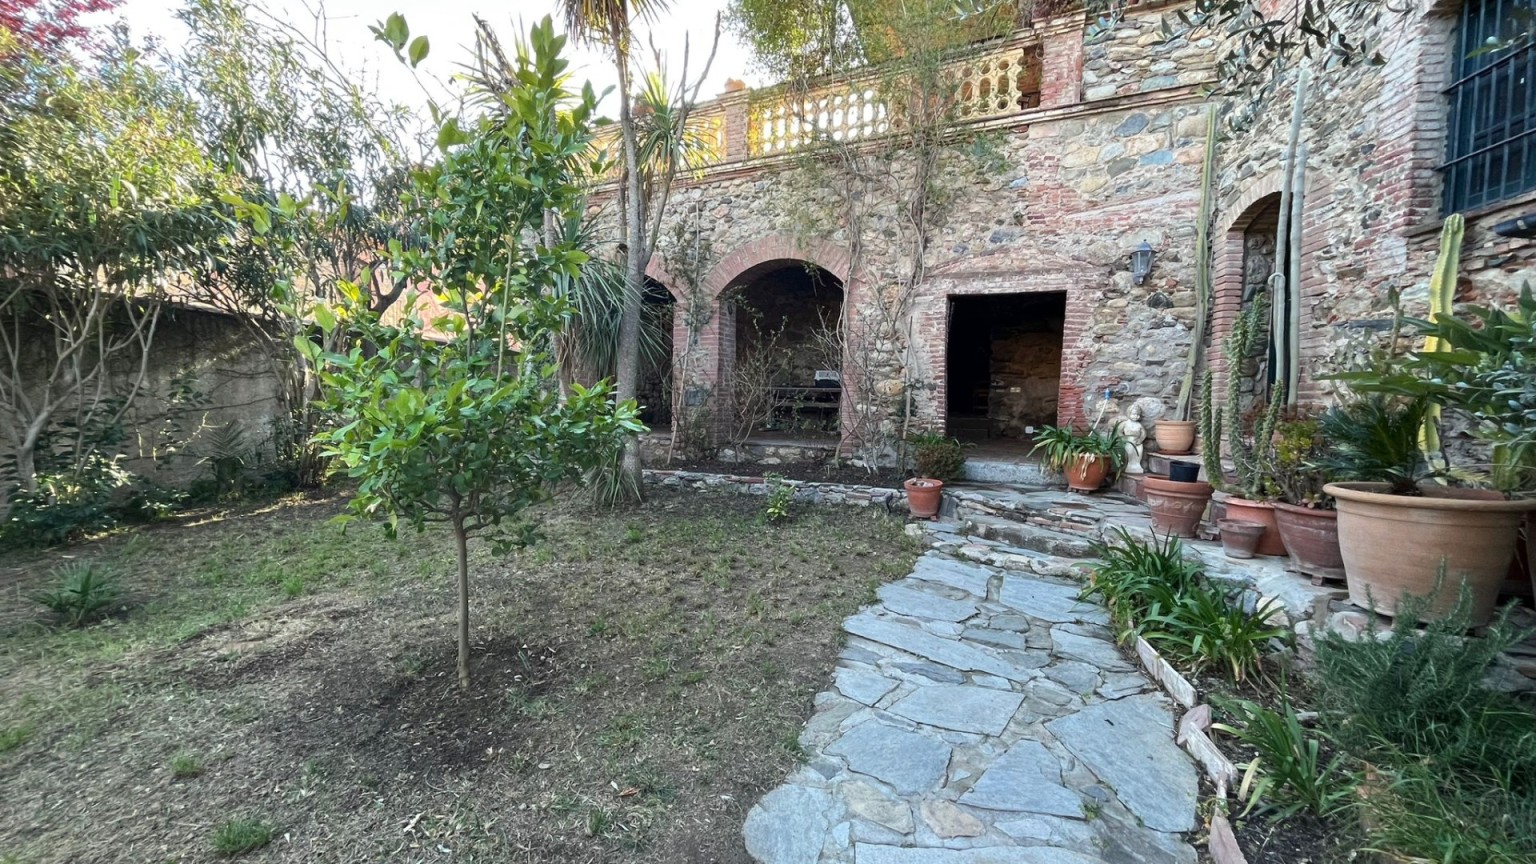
[880,583,980,622]
[744,785,842,864]
[997,576,1110,625]
[836,667,900,706]
[910,556,995,597]
[826,719,953,795]
[1046,695,1198,833]
[844,614,1038,682]
[746,543,1196,864]
[960,740,1082,817]
[1049,629,1133,672]
[852,845,1111,864]
[886,685,1025,736]
[1043,660,1102,695]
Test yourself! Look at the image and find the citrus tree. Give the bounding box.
[309,17,642,690]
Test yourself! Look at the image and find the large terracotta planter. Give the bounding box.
[1064,455,1111,493]
[904,478,944,519]
[1153,420,1197,455]
[1221,496,1285,557]
[1324,482,1536,625]
[1143,474,1214,538]
[1272,501,1345,583]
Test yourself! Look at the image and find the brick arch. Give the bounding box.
[1209,170,1333,404]
[700,234,855,299]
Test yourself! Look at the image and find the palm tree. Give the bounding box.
[555,1,666,503]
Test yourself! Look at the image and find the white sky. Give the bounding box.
[105,0,764,115]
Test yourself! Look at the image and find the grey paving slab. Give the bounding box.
[885,685,1024,735]
[825,719,952,795]
[997,575,1109,625]
[835,666,900,706]
[852,845,1110,864]
[844,614,1037,682]
[960,739,1082,817]
[1046,695,1199,833]
[879,583,980,622]
[744,785,842,864]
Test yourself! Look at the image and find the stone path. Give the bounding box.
[743,527,1199,864]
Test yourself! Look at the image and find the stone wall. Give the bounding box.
[1080,11,1215,101]
[616,4,1217,462]
[989,328,1064,435]
[6,305,283,490]
[1207,0,1536,407]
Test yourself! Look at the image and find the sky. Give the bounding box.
[105,0,764,114]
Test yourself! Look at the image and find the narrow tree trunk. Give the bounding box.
[614,47,646,502]
[454,517,471,690]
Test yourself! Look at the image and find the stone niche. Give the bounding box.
[947,292,1066,438]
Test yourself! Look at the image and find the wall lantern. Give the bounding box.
[1130,242,1156,286]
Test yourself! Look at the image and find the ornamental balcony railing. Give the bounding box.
[594,28,1046,171]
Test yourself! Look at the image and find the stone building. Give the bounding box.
[621,0,1535,465]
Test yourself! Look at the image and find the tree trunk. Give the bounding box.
[614,46,646,502]
[454,517,471,690]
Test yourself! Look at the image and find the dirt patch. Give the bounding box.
[275,635,562,773]
[0,488,919,864]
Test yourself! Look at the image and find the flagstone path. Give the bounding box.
[742,529,1200,864]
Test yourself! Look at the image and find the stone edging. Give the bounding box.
[1131,634,1250,864]
[643,469,904,509]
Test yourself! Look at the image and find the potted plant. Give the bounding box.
[1327,284,1536,625]
[1269,412,1345,583]
[1199,298,1285,556]
[1030,424,1124,493]
[1218,519,1267,559]
[904,433,968,519]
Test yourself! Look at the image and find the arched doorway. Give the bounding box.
[1233,192,1291,414]
[636,277,675,429]
[723,261,845,445]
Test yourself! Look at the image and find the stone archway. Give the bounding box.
[657,234,859,453]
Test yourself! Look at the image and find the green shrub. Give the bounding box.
[170,752,203,779]
[30,561,122,626]
[908,433,968,482]
[762,474,793,523]
[1144,585,1289,683]
[1213,695,1354,821]
[1083,528,1202,634]
[1,456,131,548]
[1314,588,1536,862]
[0,724,34,753]
[213,818,273,856]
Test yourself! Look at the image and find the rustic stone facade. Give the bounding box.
[616,0,1532,465]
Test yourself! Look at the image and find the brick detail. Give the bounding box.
[1038,15,1086,109]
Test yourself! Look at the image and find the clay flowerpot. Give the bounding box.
[1143,474,1214,538]
[1272,501,1345,583]
[904,477,944,520]
[1153,420,1197,455]
[1218,519,1267,559]
[1064,455,1111,492]
[1325,482,1536,625]
[1220,496,1285,557]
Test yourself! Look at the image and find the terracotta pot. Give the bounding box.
[1143,474,1214,538]
[1153,420,1197,455]
[1272,501,1345,583]
[904,477,944,519]
[1063,454,1110,492]
[1325,482,1536,625]
[1218,519,1267,559]
[1221,496,1285,557]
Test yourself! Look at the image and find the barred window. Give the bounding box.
[1443,0,1536,213]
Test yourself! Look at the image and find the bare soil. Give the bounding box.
[0,488,918,863]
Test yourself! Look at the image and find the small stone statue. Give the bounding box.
[1118,402,1148,475]
[1116,398,1165,476]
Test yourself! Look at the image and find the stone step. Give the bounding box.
[956,513,1099,559]
[960,458,1058,486]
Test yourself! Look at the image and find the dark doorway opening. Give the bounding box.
[728,263,844,442]
[946,292,1066,442]
[637,278,675,428]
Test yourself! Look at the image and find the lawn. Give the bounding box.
[0,488,919,863]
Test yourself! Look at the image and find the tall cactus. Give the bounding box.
[1420,213,1465,468]
[1271,67,1309,407]
[1175,103,1218,422]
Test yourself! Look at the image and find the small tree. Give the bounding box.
[311,17,641,690]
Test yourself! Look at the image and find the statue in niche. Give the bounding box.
[1116,397,1166,475]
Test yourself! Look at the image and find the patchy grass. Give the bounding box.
[0,488,917,863]
[212,819,274,856]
